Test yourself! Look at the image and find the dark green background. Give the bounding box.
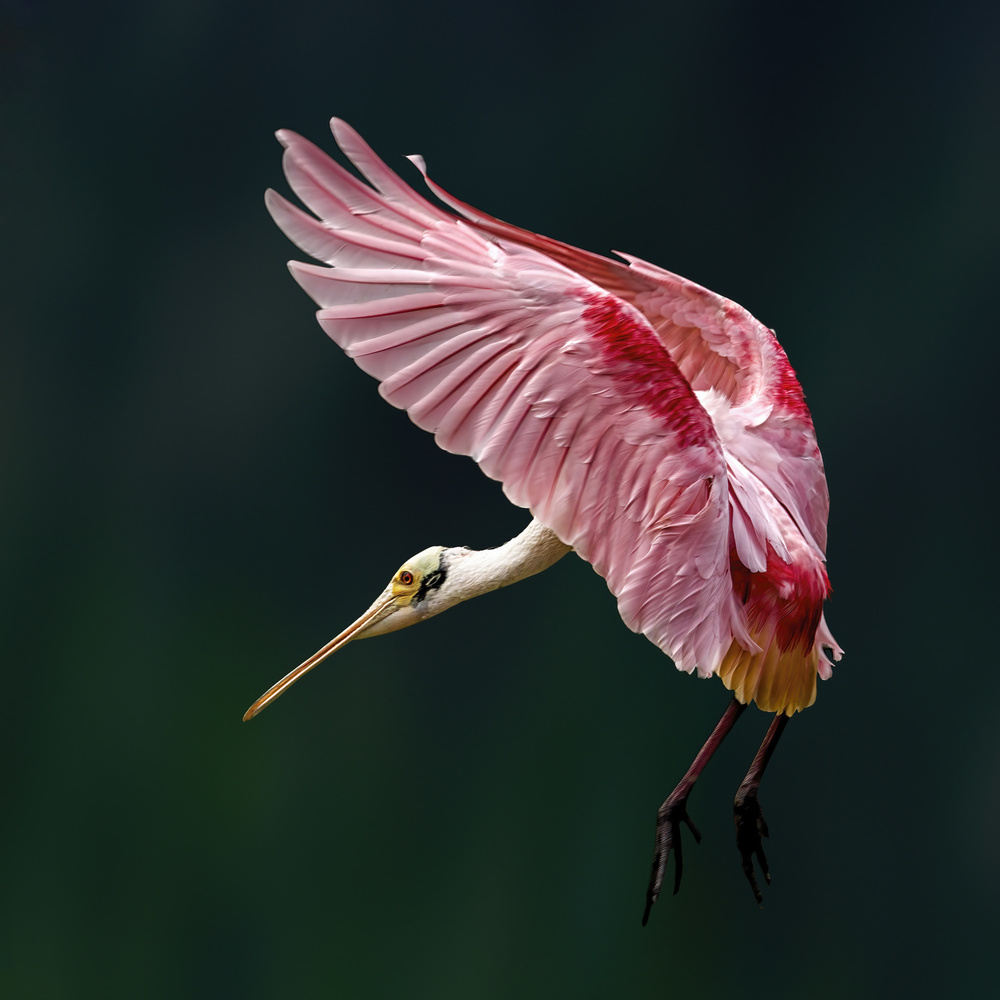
[3,1,998,996]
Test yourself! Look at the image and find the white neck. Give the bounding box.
[442,518,572,607]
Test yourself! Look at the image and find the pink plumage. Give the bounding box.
[265,119,841,716]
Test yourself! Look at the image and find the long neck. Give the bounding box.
[447,518,572,604]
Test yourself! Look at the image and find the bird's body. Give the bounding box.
[245,120,842,912]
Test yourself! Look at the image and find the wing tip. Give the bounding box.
[329,116,361,152]
[406,153,428,176]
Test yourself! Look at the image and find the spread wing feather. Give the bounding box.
[410,155,831,558]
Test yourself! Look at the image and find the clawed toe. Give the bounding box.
[642,799,701,925]
[734,788,771,905]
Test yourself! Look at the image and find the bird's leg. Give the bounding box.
[642,697,746,924]
[733,712,789,905]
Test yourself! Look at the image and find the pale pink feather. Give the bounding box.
[266,119,840,681]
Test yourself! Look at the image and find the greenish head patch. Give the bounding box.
[390,546,447,606]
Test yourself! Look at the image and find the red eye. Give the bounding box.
[399,571,414,585]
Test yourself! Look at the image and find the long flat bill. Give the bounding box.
[242,591,394,721]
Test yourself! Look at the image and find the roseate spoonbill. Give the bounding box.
[244,119,842,918]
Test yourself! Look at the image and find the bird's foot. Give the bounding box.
[733,784,771,905]
[641,792,701,925]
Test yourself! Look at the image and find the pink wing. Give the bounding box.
[266,120,763,676]
[412,157,831,564]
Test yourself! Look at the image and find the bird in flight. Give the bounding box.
[244,119,842,919]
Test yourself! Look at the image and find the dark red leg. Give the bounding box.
[733,712,789,905]
[642,697,746,925]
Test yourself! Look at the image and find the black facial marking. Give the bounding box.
[414,556,448,604]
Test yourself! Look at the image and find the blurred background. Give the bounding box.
[2,0,998,996]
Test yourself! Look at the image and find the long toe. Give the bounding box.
[642,801,701,924]
[733,790,771,905]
